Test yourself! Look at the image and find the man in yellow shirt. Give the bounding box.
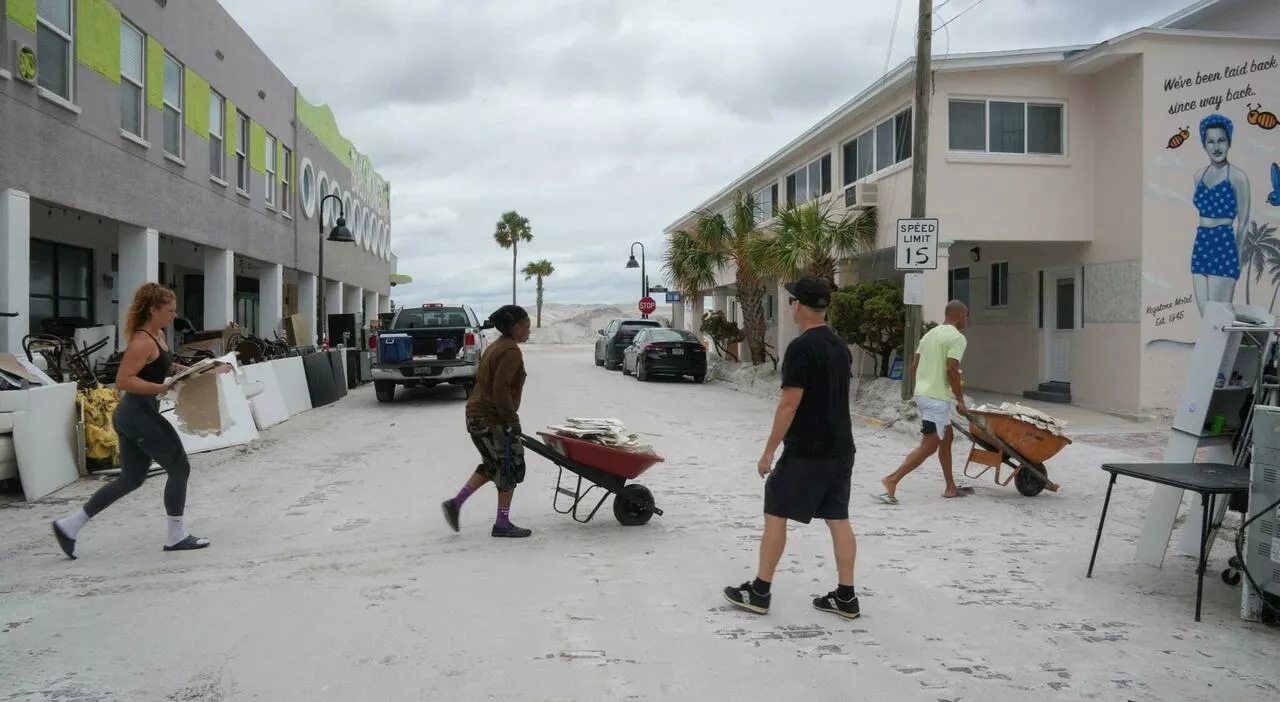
[874,300,971,503]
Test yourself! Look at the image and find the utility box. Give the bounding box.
[1245,405,1280,621]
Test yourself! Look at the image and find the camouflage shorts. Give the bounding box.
[466,415,526,493]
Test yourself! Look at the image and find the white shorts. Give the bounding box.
[915,396,954,438]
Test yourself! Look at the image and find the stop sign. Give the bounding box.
[638,296,657,315]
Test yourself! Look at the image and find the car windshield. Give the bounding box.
[618,322,660,341]
[647,330,696,343]
[395,307,470,329]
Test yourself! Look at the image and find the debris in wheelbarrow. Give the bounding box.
[520,426,665,526]
[542,417,654,451]
[952,403,1072,497]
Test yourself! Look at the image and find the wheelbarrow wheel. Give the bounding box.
[1014,464,1048,497]
[613,484,655,526]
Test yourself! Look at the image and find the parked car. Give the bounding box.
[622,328,708,383]
[594,318,662,370]
[370,303,491,403]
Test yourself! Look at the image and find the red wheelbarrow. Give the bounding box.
[520,432,665,526]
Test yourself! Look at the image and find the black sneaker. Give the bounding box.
[51,520,76,560]
[441,500,460,533]
[491,523,532,538]
[723,582,770,614]
[813,591,860,619]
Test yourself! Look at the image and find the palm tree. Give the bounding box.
[662,190,769,364]
[493,211,533,305]
[521,259,555,328]
[1241,219,1280,305]
[746,199,878,291]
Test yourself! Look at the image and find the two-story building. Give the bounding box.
[0,0,397,356]
[663,0,1280,415]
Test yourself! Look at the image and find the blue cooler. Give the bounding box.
[379,333,412,363]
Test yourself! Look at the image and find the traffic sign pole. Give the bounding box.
[903,0,933,401]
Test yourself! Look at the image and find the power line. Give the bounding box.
[883,0,907,76]
[936,0,993,30]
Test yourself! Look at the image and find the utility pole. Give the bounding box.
[901,0,932,401]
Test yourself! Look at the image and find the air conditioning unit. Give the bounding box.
[842,182,879,209]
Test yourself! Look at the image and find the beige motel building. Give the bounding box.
[663,0,1280,415]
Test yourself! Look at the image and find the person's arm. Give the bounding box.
[759,344,809,476]
[909,352,920,383]
[946,334,969,413]
[490,348,523,427]
[115,334,168,396]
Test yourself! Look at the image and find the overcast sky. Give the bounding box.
[219,0,1191,317]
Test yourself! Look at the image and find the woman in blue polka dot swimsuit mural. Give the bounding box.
[1191,113,1251,316]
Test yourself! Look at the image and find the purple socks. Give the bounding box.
[453,484,475,507]
[496,504,511,528]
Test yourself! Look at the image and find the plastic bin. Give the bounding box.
[379,333,412,363]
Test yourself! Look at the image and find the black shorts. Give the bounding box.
[763,453,854,524]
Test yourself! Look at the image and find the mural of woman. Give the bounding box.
[1191,113,1251,315]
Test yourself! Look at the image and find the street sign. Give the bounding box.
[638,297,657,315]
[664,291,683,304]
[895,218,939,271]
[649,285,670,294]
[902,272,924,305]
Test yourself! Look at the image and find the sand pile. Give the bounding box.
[525,303,672,345]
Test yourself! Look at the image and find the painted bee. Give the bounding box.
[1247,103,1278,130]
[1167,126,1190,149]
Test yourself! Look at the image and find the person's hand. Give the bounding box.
[956,401,970,416]
[757,452,775,479]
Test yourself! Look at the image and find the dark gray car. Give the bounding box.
[594,317,662,370]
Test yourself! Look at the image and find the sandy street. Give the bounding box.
[1,345,1277,701]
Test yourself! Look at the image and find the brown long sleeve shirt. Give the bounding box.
[465,337,526,426]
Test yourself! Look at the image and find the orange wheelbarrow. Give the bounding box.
[951,410,1072,497]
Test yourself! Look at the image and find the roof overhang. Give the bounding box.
[1152,0,1250,29]
[1063,26,1280,74]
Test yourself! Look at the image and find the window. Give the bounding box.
[785,154,831,206]
[119,20,145,138]
[29,239,94,334]
[841,108,911,186]
[162,53,183,157]
[264,133,277,206]
[280,146,293,214]
[208,90,225,180]
[753,184,775,225]
[989,261,1009,308]
[235,111,249,191]
[948,267,971,307]
[948,99,1065,155]
[37,0,74,100]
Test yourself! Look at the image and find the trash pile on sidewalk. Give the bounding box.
[970,401,1069,437]
[543,417,658,455]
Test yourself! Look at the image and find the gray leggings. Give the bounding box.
[83,395,190,518]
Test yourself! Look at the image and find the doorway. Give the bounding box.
[1047,272,1077,383]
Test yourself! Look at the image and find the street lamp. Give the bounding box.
[626,241,648,318]
[317,193,355,347]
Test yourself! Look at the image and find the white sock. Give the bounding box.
[57,508,90,539]
[166,516,185,547]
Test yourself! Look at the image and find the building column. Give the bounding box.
[202,247,234,332]
[920,242,952,324]
[0,189,31,355]
[117,225,159,349]
[776,281,799,356]
[378,294,391,314]
[362,289,378,329]
[671,297,685,331]
[258,263,284,340]
[344,284,363,327]
[297,272,317,346]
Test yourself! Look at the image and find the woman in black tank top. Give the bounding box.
[51,283,211,558]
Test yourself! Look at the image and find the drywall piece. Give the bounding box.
[240,362,290,430]
[0,383,79,500]
[0,412,16,481]
[271,356,311,418]
[161,353,259,455]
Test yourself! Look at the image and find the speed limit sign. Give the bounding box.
[895,218,939,270]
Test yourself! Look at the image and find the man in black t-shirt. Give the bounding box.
[723,275,860,620]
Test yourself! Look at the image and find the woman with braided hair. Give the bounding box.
[442,305,534,538]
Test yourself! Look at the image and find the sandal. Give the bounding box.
[870,492,899,505]
[163,535,211,552]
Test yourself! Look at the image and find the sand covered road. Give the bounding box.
[1,345,1276,701]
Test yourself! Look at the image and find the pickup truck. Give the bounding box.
[371,303,492,403]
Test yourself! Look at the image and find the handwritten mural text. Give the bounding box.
[1147,295,1193,327]
[1163,55,1278,115]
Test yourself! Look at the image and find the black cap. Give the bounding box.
[785,275,831,310]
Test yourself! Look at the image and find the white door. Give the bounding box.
[1049,275,1075,382]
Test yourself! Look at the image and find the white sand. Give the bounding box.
[1,346,1276,700]
[524,303,672,345]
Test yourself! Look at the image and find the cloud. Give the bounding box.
[219,0,1192,307]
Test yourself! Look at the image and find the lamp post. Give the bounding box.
[626,241,647,318]
[317,194,355,347]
